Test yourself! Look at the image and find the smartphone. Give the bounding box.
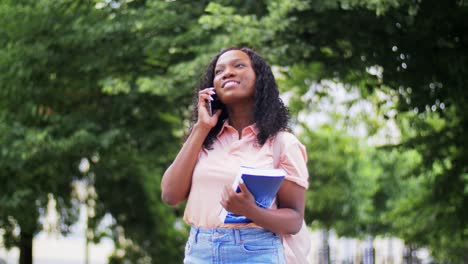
[207,93,222,116]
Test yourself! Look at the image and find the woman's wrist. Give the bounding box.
[193,122,213,134]
[189,123,212,144]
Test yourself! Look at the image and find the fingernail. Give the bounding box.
[209,96,214,101]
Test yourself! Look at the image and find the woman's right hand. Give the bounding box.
[162,87,221,206]
[197,87,222,129]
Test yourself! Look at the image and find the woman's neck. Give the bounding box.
[226,103,255,138]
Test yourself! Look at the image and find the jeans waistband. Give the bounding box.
[189,226,278,245]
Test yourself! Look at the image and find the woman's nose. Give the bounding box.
[222,67,235,79]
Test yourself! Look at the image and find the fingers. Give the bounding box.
[220,185,232,208]
[238,181,251,196]
[199,87,215,94]
[197,88,218,121]
[213,109,222,118]
[221,185,228,201]
[198,87,215,103]
[220,181,255,217]
[221,181,251,205]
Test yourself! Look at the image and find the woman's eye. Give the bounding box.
[235,64,245,68]
[215,69,223,75]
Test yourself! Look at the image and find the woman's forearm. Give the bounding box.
[161,123,210,206]
[245,206,303,235]
[221,180,306,234]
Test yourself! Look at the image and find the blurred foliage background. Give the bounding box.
[0,0,466,263]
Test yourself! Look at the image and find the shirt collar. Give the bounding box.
[217,119,259,137]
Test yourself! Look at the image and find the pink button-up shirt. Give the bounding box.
[183,121,309,228]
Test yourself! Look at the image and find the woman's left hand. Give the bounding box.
[220,181,256,216]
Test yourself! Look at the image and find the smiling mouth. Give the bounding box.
[222,80,240,88]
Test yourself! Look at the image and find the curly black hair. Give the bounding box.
[190,47,290,149]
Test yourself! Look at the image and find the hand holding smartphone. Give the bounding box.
[207,92,222,116]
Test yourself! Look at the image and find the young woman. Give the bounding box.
[161,47,309,263]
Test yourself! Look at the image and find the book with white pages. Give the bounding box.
[218,166,286,224]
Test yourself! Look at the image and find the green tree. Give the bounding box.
[272,0,468,254]
[3,0,466,262]
[299,123,378,261]
[197,0,467,261]
[0,0,211,262]
[175,0,467,260]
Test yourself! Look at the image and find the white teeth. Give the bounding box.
[224,81,238,88]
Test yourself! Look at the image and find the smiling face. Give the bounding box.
[213,50,256,105]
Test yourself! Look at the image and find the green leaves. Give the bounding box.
[1,0,467,262]
[0,0,190,261]
[302,124,379,236]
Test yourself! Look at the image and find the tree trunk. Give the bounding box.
[355,240,362,264]
[19,231,33,264]
[320,229,330,264]
[363,235,375,264]
[386,238,393,264]
[403,245,416,264]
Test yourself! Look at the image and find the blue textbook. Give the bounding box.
[218,166,286,224]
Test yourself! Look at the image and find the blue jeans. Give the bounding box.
[184,226,286,264]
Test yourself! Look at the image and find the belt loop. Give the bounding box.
[194,227,200,243]
[234,229,241,245]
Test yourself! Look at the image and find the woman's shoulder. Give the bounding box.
[274,130,301,145]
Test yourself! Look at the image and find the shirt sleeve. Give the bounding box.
[277,132,309,189]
